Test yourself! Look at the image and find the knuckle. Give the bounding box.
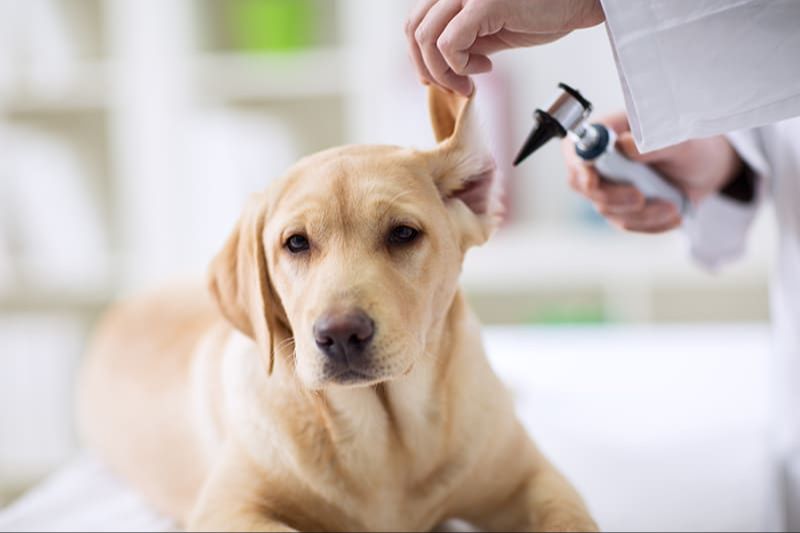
[570,179,588,195]
[567,177,582,193]
[572,182,589,196]
[429,62,446,78]
[468,0,491,17]
[437,34,453,54]
[415,25,429,44]
[404,19,415,38]
[449,62,466,76]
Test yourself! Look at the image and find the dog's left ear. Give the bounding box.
[207,192,287,375]
[427,86,502,249]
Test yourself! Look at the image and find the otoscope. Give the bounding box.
[513,83,688,214]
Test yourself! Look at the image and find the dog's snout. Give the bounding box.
[313,309,375,363]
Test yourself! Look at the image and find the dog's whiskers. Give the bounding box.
[276,336,298,366]
[277,336,296,351]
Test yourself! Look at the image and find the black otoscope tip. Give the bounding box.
[513,109,568,167]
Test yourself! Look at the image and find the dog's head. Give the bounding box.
[209,88,501,389]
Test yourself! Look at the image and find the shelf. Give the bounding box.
[0,289,112,314]
[0,62,108,114]
[461,222,773,292]
[193,48,348,103]
[0,218,774,315]
[0,253,117,314]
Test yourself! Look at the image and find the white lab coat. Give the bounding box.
[695,120,800,531]
[600,1,800,530]
[602,0,800,152]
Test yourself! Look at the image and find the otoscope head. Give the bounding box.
[513,83,593,166]
[512,110,566,166]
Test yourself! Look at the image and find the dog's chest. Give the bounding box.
[304,383,481,529]
[230,387,477,529]
[216,334,502,530]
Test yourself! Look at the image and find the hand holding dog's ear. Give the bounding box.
[406,0,604,95]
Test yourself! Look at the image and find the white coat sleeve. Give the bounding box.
[683,129,770,270]
[599,0,800,152]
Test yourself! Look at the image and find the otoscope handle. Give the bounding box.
[578,125,688,215]
[595,150,688,214]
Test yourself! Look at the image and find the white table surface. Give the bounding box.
[0,323,772,532]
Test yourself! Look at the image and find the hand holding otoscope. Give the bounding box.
[514,83,747,233]
[558,109,688,233]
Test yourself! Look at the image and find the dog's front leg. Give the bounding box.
[516,461,598,532]
[186,445,296,532]
[472,442,598,532]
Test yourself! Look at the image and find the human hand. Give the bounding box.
[405,0,605,95]
[563,112,744,233]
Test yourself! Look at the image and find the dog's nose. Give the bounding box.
[313,309,375,363]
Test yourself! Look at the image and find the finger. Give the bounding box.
[567,167,584,194]
[569,173,646,216]
[407,33,436,85]
[616,131,681,165]
[616,213,682,233]
[469,34,512,57]
[416,0,473,94]
[471,30,571,54]
[615,132,642,161]
[590,182,645,215]
[437,3,488,75]
[459,54,492,75]
[406,0,439,35]
[405,0,439,84]
[598,111,631,136]
[561,136,579,164]
[566,163,601,195]
[562,139,599,192]
[606,200,682,233]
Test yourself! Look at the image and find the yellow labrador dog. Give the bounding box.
[78,88,597,532]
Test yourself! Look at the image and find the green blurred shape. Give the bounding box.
[228,0,315,52]
[526,304,607,325]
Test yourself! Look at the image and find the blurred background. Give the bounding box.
[0,0,777,530]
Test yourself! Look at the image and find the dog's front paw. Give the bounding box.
[538,516,599,533]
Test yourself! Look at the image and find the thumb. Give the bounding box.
[617,131,677,165]
[616,132,646,161]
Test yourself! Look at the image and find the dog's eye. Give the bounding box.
[285,234,310,253]
[388,225,420,245]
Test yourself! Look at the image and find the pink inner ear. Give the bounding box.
[451,169,494,215]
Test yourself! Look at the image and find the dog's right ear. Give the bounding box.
[426,86,503,250]
[208,192,285,375]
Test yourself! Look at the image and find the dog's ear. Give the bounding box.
[208,192,287,375]
[427,86,502,249]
